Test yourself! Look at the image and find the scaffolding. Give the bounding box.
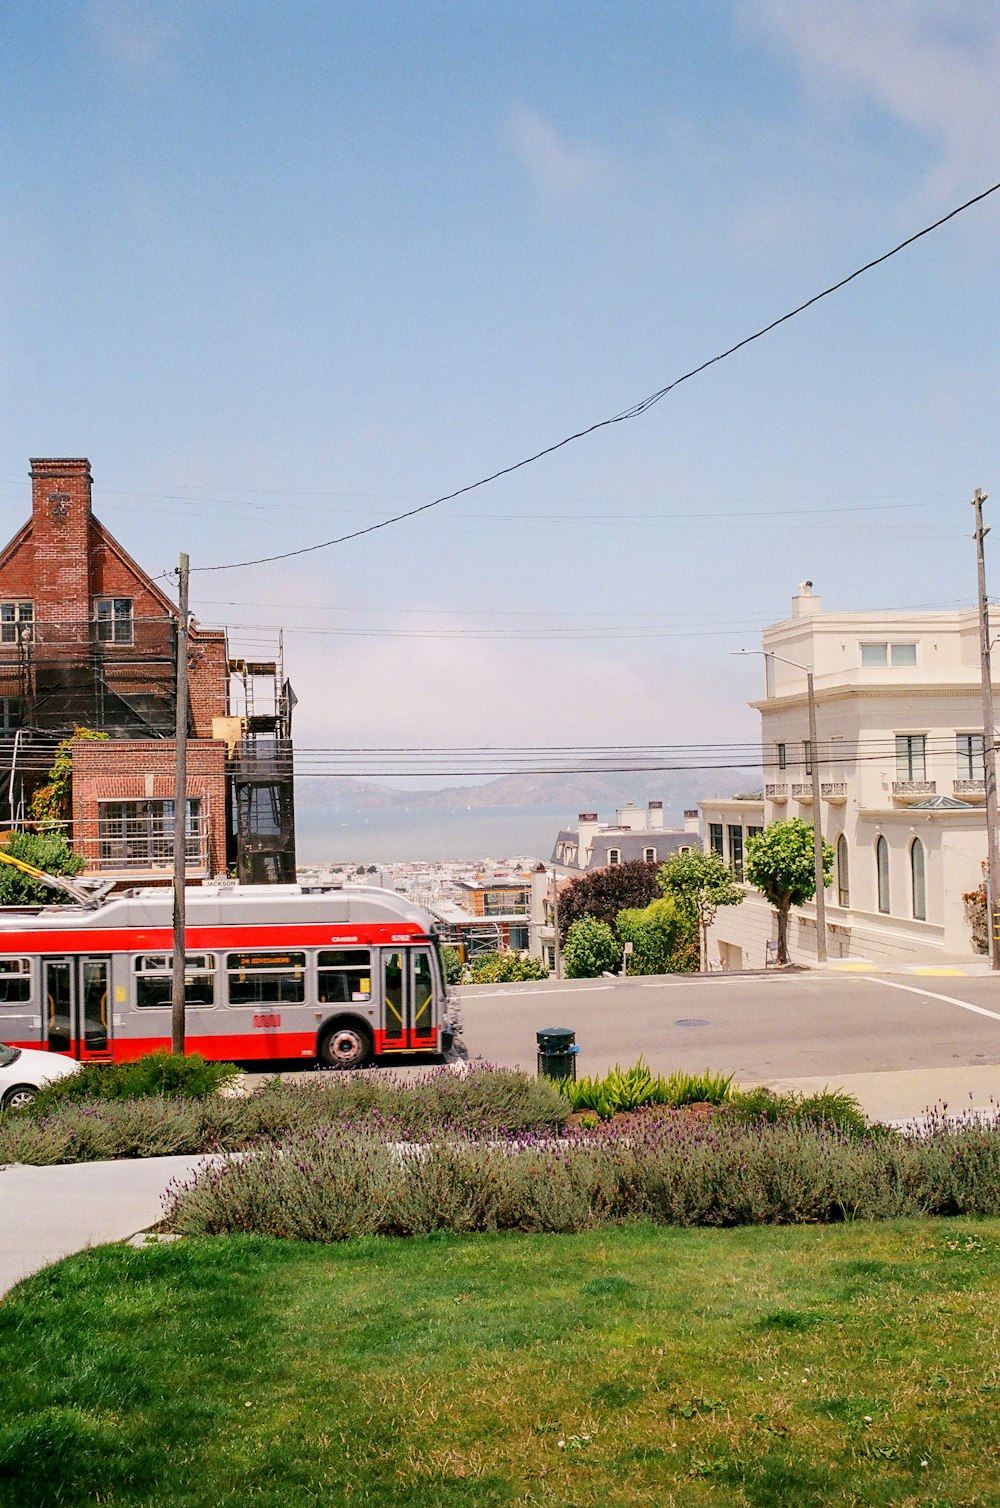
[227,631,297,884]
[0,617,179,829]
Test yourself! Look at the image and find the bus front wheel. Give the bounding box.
[318,1022,374,1070]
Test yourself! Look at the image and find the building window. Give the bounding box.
[98,798,201,865]
[803,740,813,776]
[709,823,723,857]
[728,825,744,882]
[747,825,763,843]
[777,742,786,770]
[957,733,985,781]
[876,835,890,914]
[862,641,917,667]
[895,734,926,782]
[0,697,25,733]
[836,834,849,907]
[0,602,32,643]
[507,925,529,951]
[607,848,621,866]
[910,838,926,921]
[643,847,656,863]
[94,597,133,643]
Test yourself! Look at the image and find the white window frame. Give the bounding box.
[94,597,134,644]
[0,601,33,644]
[607,848,621,866]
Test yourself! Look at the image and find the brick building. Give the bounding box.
[0,458,295,883]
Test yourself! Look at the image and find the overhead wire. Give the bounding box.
[174,176,1000,574]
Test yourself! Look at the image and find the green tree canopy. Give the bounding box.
[558,860,660,944]
[0,830,85,906]
[616,895,696,975]
[657,850,744,971]
[562,916,620,979]
[744,818,834,965]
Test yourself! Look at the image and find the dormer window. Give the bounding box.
[95,597,133,644]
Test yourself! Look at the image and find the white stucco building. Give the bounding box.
[701,584,993,968]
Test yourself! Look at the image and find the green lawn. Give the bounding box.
[2,1221,1000,1507]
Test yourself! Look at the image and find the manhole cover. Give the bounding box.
[674,1017,710,1028]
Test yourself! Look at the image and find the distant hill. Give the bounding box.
[295,767,758,822]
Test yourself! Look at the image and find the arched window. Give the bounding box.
[876,835,890,914]
[910,837,926,921]
[836,834,850,907]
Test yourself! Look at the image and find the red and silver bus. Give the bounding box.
[0,884,455,1069]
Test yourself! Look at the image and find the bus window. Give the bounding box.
[134,955,216,1008]
[226,951,306,1006]
[0,958,31,1004]
[317,950,371,1005]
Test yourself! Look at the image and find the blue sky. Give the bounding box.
[2,1,999,773]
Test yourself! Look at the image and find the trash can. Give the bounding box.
[536,1026,579,1082]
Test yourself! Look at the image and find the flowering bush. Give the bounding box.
[165,1108,1000,1239]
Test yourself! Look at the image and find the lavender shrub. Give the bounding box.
[165,1110,1000,1239]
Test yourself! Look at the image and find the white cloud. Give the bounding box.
[747,1,1000,199]
[507,102,610,198]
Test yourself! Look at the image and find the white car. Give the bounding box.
[0,1044,80,1110]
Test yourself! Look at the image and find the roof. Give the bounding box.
[909,794,975,809]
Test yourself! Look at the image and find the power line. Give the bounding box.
[187,177,1000,574]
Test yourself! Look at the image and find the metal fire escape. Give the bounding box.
[227,632,297,883]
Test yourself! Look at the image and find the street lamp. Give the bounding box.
[733,648,828,964]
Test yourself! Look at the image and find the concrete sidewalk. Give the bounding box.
[0,1155,207,1297]
[764,1064,1000,1124]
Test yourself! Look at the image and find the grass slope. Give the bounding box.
[2,1221,999,1507]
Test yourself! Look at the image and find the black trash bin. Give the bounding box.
[536,1026,579,1082]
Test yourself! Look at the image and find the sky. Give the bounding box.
[2,1,999,785]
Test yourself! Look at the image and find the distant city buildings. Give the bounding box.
[701,583,996,968]
[551,801,698,871]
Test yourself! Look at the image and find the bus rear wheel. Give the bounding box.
[318,1022,373,1070]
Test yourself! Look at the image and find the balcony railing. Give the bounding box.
[821,782,848,801]
[954,779,986,801]
[764,783,787,800]
[892,780,936,802]
[791,783,813,800]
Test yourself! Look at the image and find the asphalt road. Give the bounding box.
[456,970,1000,1087]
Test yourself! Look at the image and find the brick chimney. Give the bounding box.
[30,458,93,624]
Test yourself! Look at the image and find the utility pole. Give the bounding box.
[171,552,190,1054]
[972,490,1000,971]
[806,670,827,963]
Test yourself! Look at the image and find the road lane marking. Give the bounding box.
[866,975,1000,1024]
[462,985,615,1000]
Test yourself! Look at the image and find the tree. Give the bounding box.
[0,830,85,906]
[744,819,834,965]
[658,850,745,971]
[562,917,620,979]
[558,861,661,944]
[616,895,696,975]
[27,727,109,827]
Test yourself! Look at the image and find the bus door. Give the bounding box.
[381,948,439,1052]
[42,957,112,1061]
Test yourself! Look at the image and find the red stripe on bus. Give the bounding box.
[0,922,426,955]
[4,1029,441,1062]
